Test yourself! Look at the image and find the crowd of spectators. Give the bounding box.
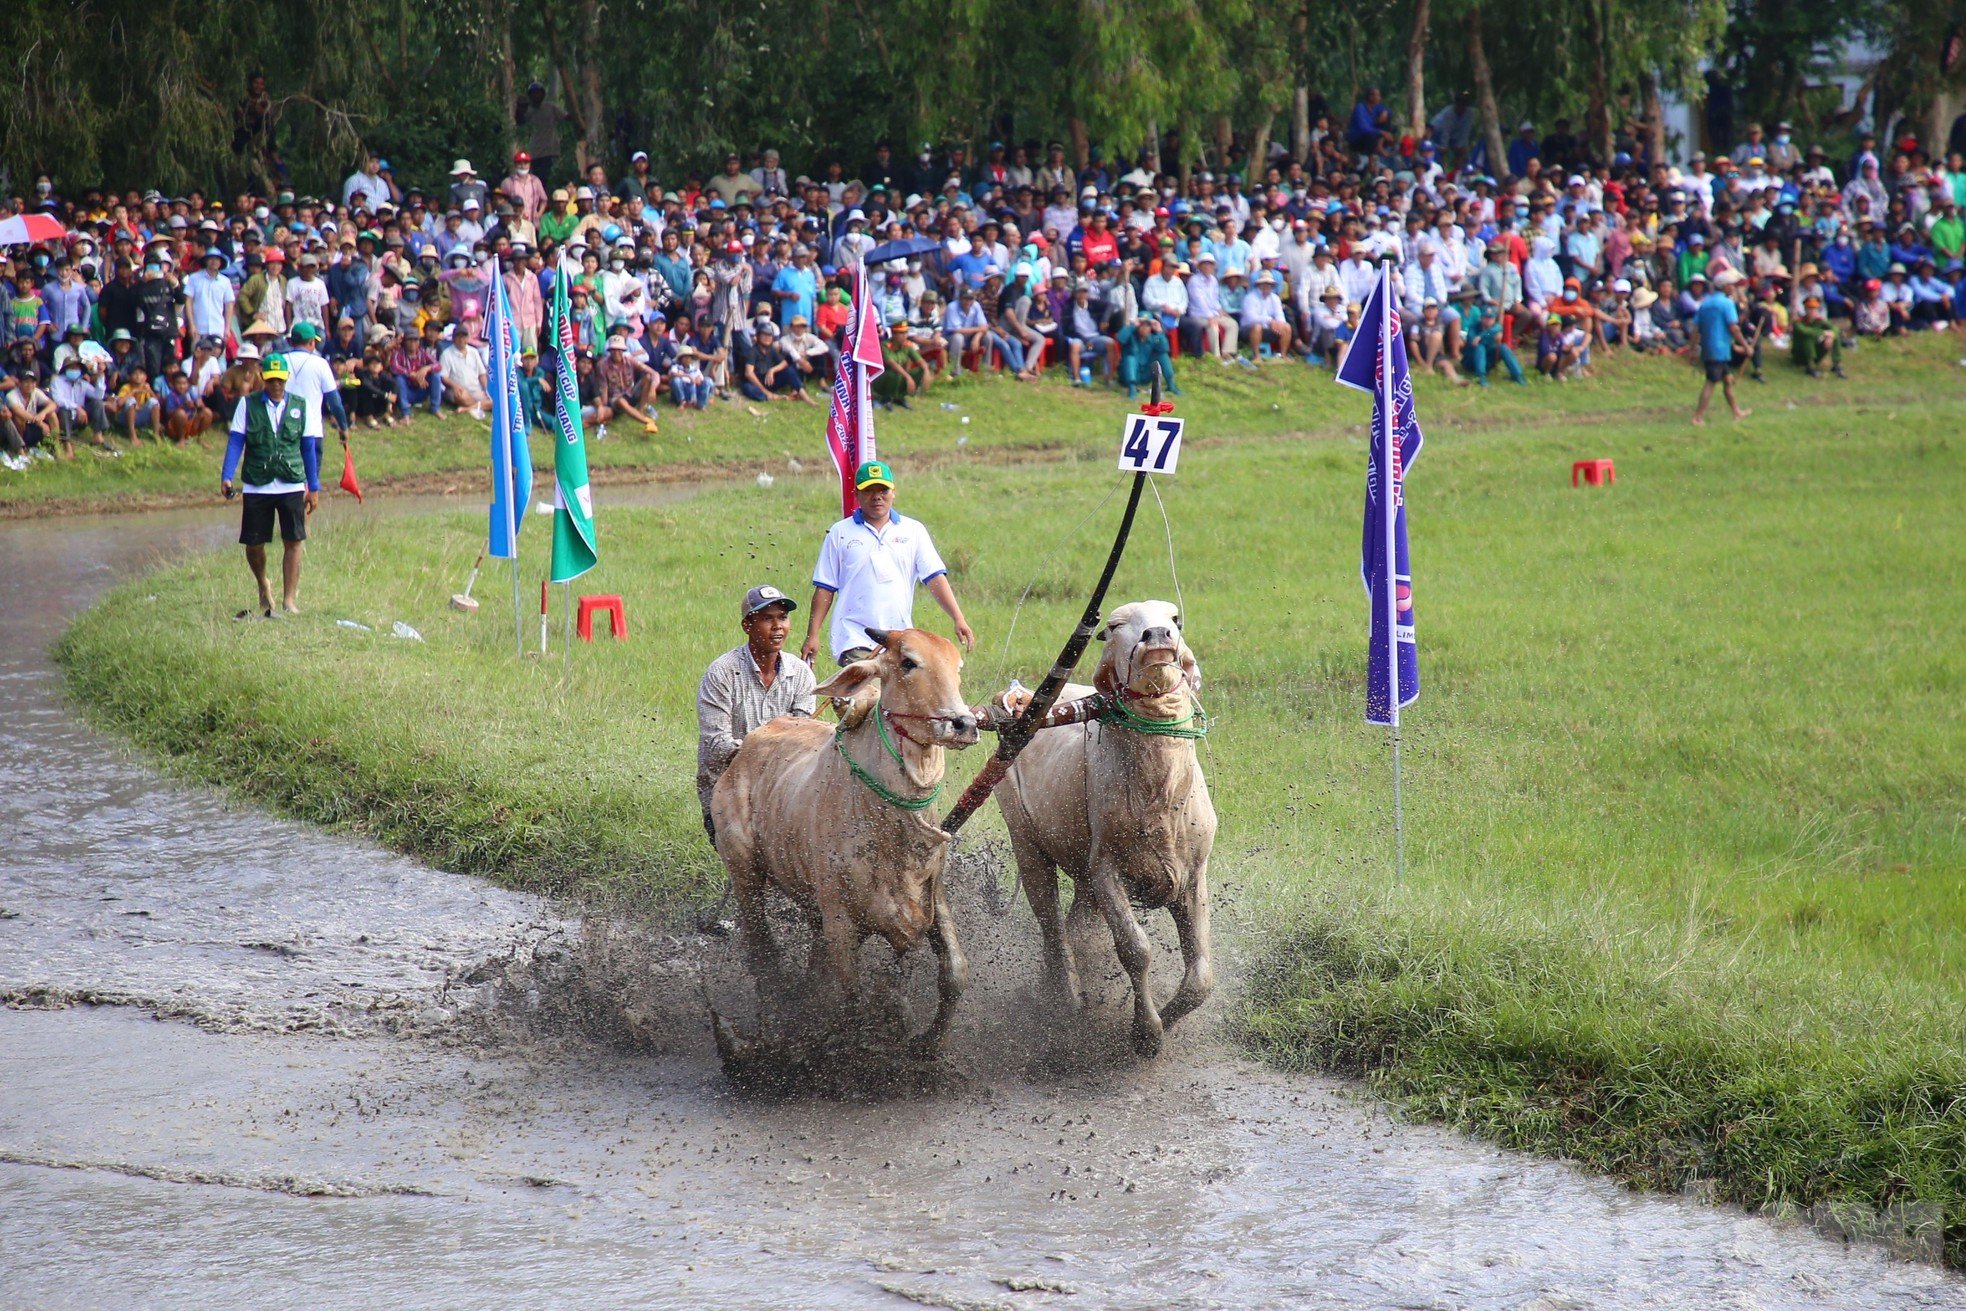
[5,93,1966,465]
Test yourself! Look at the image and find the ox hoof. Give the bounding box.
[1131,1017,1165,1059]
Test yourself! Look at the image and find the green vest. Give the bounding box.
[242,395,308,487]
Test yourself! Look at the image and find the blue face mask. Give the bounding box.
[63,368,81,380]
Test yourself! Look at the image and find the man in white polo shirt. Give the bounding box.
[800,460,975,666]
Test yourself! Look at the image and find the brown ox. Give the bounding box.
[709,627,981,1052]
[996,600,1215,1057]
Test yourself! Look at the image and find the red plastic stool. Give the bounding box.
[576,594,627,641]
[1572,458,1616,487]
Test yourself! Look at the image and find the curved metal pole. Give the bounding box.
[940,375,1164,835]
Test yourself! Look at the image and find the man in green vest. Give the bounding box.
[221,353,319,618]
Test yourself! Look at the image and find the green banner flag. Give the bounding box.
[547,259,598,583]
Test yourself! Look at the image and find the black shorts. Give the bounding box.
[239,490,307,546]
[1703,358,1733,383]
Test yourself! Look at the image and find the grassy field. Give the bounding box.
[10,331,1962,515]
[55,337,1966,1263]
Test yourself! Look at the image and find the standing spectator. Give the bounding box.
[516,82,569,180]
[285,254,331,338]
[448,160,490,213]
[220,353,318,618]
[1690,272,1751,426]
[134,256,182,382]
[501,152,548,222]
[185,249,237,347]
[771,243,819,328]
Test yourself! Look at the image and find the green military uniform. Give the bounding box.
[1790,316,1842,375]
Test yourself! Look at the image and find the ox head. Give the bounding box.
[1095,600,1200,703]
[813,627,981,748]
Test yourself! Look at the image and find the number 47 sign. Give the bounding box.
[1118,412,1185,474]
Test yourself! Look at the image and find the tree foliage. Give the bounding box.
[2,0,1957,199]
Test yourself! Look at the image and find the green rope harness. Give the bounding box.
[835,702,944,811]
[1100,693,1211,739]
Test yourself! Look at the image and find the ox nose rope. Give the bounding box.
[834,700,944,811]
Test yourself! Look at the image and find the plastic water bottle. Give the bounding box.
[1079,365,1092,385]
[939,402,960,411]
[335,619,372,632]
[390,621,424,642]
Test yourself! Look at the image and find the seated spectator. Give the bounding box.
[390,323,444,418]
[160,368,214,443]
[1790,296,1844,378]
[6,371,61,460]
[1462,303,1527,386]
[597,328,661,431]
[1060,281,1116,384]
[106,364,158,444]
[52,355,111,454]
[1240,270,1292,360]
[1409,299,1464,384]
[1117,315,1179,399]
[873,320,930,408]
[907,293,948,374]
[1306,286,1347,367]
[669,344,712,409]
[942,284,990,373]
[439,326,491,418]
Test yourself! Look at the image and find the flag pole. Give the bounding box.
[1381,261,1405,883]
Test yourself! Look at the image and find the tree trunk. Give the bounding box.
[1069,115,1089,172]
[1292,1,1312,162]
[1465,7,1507,175]
[1146,118,1162,175]
[1249,109,1276,180]
[578,0,607,170]
[1932,90,1957,159]
[1211,113,1233,170]
[495,0,517,145]
[1583,0,1613,164]
[1643,68,1666,168]
[1406,0,1430,141]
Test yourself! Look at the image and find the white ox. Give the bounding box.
[996,600,1215,1056]
[709,627,981,1053]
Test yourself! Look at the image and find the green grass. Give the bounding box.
[12,331,1961,514]
[54,337,1966,1263]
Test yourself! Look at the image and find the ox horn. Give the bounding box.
[864,627,892,649]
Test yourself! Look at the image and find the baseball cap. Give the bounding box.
[742,584,797,618]
[855,460,895,490]
[261,353,291,380]
[291,322,321,341]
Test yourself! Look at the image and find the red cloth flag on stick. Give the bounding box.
[339,442,364,503]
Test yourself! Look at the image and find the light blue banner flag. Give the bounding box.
[486,259,533,560]
[1335,262,1422,726]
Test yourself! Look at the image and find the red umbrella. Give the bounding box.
[0,214,68,246]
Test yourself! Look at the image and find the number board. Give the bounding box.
[1118,413,1185,475]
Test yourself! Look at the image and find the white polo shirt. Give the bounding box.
[281,348,337,438]
[811,509,948,658]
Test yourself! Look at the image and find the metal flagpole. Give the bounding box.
[1380,261,1405,883]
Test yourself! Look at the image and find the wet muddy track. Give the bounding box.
[2,503,1962,1310]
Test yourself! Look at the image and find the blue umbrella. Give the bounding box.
[863,235,943,265]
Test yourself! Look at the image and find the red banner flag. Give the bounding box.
[823,264,886,518]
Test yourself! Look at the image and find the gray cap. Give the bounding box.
[742,584,796,618]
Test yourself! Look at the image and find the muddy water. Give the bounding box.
[2,498,1962,1311]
